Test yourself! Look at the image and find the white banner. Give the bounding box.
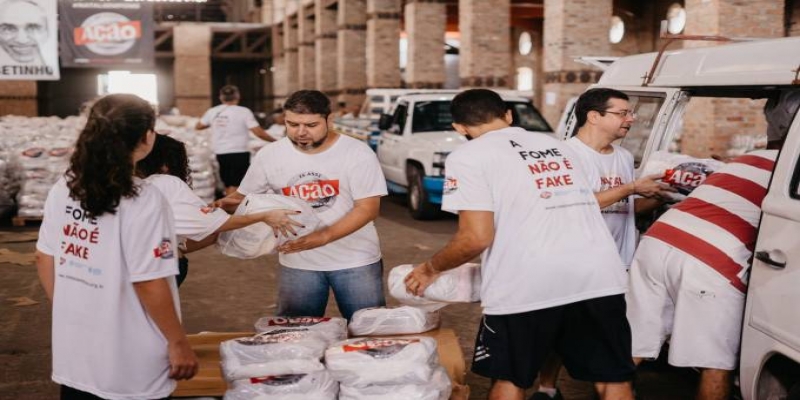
[0,0,60,80]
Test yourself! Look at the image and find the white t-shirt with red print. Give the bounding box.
[442,127,628,315]
[565,137,636,268]
[146,174,229,242]
[36,178,180,400]
[200,104,261,154]
[238,134,388,271]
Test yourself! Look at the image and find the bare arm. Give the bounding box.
[214,191,246,213]
[250,126,276,142]
[133,278,198,381]
[634,197,664,214]
[194,121,209,130]
[594,173,673,209]
[277,196,381,254]
[405,210,494,296]
[35,251,55,303]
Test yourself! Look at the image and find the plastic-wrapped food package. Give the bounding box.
[388,263,481,311]
[640,151,726,201]
[348,307,440,336]
[325,336,438,387]
[217,194,323,259]
[254,316,347,345]
[224,371,338,400]
[339,366,451,400]
[220,329,328,382]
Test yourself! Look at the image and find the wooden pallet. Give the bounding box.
[12,216,42,227]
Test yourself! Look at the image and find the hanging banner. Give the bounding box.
[59,0,154,68]
[0,0,59,80]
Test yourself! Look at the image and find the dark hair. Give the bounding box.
[450,89,507,126]
[136,134,192,187]
[574,88,630,129]
[220,85,240,102]
[67,94,155,217]
[285,90,331,118]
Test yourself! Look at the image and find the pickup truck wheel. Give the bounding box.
[407,165,440,220]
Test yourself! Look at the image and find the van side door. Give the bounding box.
[740,110,800,400]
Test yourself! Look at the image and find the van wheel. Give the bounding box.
[407,165,440,220]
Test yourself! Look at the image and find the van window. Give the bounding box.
[613,94,667,168]
[411,100,551,133]
[370,95,384,102]
[389,103,408,135]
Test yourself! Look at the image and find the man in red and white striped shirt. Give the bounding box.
[627,148,778,400]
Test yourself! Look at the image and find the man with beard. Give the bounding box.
[405,89,635,400]
[530,88,671,400]
[218,90,388,320]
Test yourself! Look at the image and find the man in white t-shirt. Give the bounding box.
[196,85,276,195]
[404,89,635,400]
[219,90,388,320]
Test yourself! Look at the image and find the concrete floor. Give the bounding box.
[0,195,697,399]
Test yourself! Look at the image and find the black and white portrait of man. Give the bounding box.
[0,0,58,80]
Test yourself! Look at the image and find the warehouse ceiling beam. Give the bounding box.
[211,26,271,60]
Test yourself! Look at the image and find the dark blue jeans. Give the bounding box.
[277,260,386,320]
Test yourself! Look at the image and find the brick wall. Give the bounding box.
[298,4,316,89]
[173,24,211,117]
[284,16,299,94]
[0,81,36,116]
[366,0,401,88]
[337,0,367,107]
[790,0,800,36]
[315,0,338,97]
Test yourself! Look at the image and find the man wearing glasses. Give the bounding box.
[530,88,671,400]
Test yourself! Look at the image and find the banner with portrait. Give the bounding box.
[59,0,154,68]
[0,0,59,80]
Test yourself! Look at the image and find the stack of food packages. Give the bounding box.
[154,116,218,204]
[0,116,82,218]
[220,263,482,400]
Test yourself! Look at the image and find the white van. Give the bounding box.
[557,36,800,399]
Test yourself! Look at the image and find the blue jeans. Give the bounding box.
[277,260,386,320]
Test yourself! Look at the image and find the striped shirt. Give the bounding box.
[645,150,778,292]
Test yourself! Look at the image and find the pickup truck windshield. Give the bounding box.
[411,100,552,133]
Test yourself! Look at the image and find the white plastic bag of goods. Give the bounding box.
[254,316,347,345]
[388,263,481,311]
[223,371,338,400]
[325,336,438,387]
[217,194,322,259]
[640,151,725,201]
[220,329,328,382]
[338,366,451,400]
[348,306,440,336]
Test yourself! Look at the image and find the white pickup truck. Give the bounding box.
[557,36,800,399]
[376,91,552,219]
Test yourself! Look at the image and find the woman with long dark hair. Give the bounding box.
[136,134,302,286]
[35,94,198,400]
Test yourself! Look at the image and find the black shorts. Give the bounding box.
[216,152,250,188]
[471,294,635,388]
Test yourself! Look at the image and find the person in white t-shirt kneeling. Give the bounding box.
[404,89,635,400]
[218,90,389,320]
[196,85,277,195]
[36,94,198,399]
[136,134,303,287]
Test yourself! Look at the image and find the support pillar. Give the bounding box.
[0,82,36,116]
[298,4,316,89]
[458,0,511,88]
[315,0,338,100]
[337,0,367,108]
[366,0,401,88]
[173,24,211,117]
[405,0,445,88]
[541,0,611,126]
[283,14,299,95]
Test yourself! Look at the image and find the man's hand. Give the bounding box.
[277,229,332,253]
[167,339,199,380]
[633,173,675,198]
[404,262,440,297]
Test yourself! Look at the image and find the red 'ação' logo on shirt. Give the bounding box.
[282,172,340,210]
[443,177,458,195]
[153,238,174,259]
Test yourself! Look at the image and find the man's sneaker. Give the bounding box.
[528,389,563,400]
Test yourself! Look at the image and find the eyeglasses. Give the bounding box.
[601,109,637,119]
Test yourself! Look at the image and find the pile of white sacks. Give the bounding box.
[219,262,482,400]
[0,114,219,218]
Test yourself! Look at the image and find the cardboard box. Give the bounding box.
[173,328,468,398]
